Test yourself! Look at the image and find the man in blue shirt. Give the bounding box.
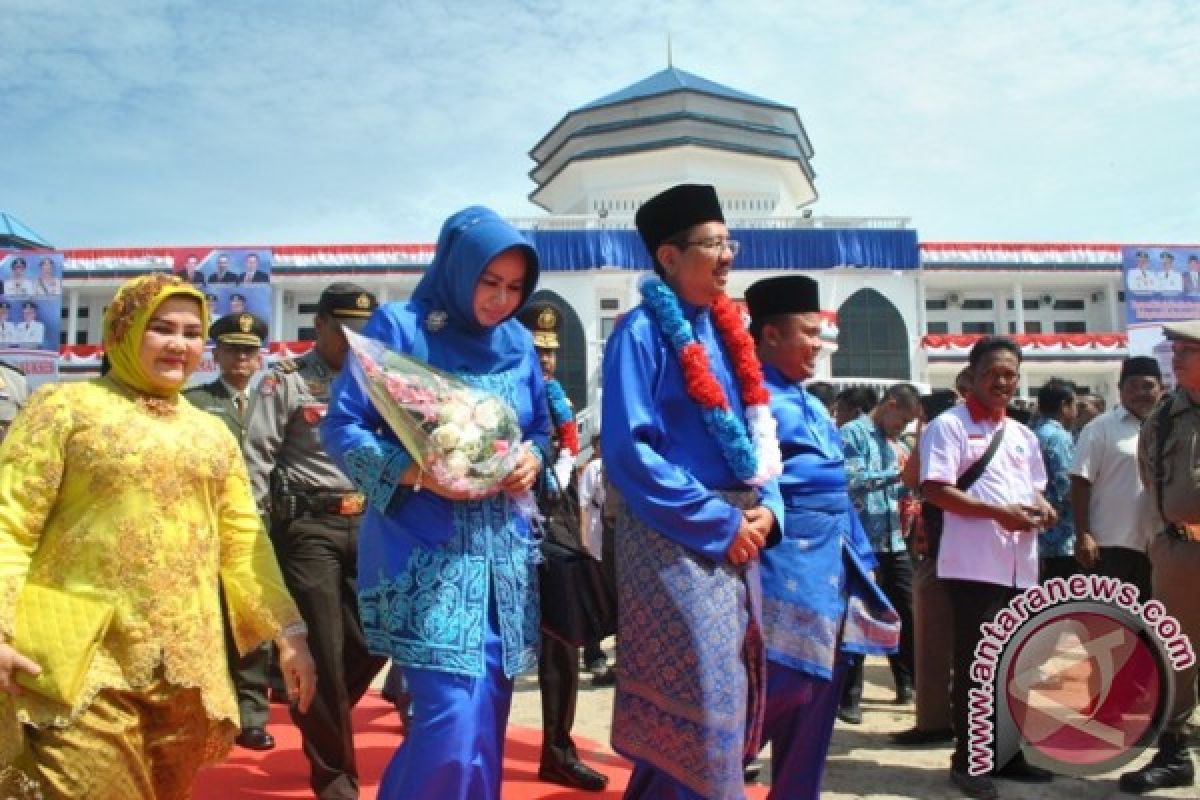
[838,383,921,722]
[1031,379,1077,582]
[745,274,898,800]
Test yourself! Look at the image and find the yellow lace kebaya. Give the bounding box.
[0,275,302,774]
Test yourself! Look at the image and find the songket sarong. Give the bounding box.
[611,489,766,800]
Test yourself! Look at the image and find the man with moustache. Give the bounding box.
[211,253,242,284]
[745,274,898,800]
[1119,324,1200,793]
[601,184,783,799]
[185,312,275,751]
[244,283,387,800]
[920,336,1056,799]
[241,252,270,284]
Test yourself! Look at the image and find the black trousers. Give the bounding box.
[945,579,1018,773]
[539,631,582,766]
[1096,546,1153,604]
[842,550,915,708]
[272,513,387,800]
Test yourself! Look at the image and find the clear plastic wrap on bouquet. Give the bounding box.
[344,328,536,515]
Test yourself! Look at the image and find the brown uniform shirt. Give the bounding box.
[1138,388,1200,526]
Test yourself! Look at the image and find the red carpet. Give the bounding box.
[194,691,771,799]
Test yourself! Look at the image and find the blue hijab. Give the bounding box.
[409,205,540,373]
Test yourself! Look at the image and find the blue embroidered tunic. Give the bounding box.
[759,366,899,680]
[320,209,550,680]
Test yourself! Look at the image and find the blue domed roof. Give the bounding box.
[0,211,52,249]
[579,66,787,111]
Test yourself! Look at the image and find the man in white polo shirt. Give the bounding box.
[1070,356,1163,602]
[920,336,1056,800]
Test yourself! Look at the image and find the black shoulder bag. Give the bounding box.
[920,423,1006,560]
[536,469,618,647]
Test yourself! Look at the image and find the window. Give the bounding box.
[832,289,910,379]
[1024,321,1043,334]
[927,321,949,334]
[599,297,620,311]
[925,298,948,311]
[1053,299,1086,311]
[1007,298,1040,310]
[297,326,316,341]
[298,302,320,314]
[1053,320,1087,333]
[960,298,993,310]
[600,316,617,342]
[962,321,995,334]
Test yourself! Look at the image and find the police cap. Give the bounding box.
[210,312,267,347]
[516,302,560,349]
[1163,320,1200,345]
[317,282,378,331]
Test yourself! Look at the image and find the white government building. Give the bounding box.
[7,66,1136,431]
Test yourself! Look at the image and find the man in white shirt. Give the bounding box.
[11,302,44,346]
[920,336,1055,799]
[1127,251,1157,293]
[5,258,34,296]
[576,435,616,687]
[1070,357,1163,601]
[1159,251,1183,293]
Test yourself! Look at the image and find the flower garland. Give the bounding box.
[639,276,782,485]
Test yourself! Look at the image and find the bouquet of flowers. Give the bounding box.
[344,328,531,502]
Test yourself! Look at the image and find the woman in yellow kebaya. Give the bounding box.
[0,274,316,799]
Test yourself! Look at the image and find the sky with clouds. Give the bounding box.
[3,0,1198,248]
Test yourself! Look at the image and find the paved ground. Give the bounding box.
[508,648,1198,799]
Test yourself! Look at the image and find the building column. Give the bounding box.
[1012,280,1025,335]
[271,286,285,340]
[1107,279,1121,331]
[66,288,80,346]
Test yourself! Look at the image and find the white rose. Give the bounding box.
[457,424,484,458]
[444,450,472,479]
[443,400,472,426]
[430,423,462,452]
[473,399,502,431]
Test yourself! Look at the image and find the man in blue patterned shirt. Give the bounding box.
[1031,379,1078,582]
[838,383,921,721]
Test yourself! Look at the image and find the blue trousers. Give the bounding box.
[761,655,849,800]
[377,606,514,800]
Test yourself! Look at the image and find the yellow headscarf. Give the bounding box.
[102,274,209,397]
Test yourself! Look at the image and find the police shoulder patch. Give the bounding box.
[274,358,299,374]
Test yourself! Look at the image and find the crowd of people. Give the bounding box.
[0,182,1197,800]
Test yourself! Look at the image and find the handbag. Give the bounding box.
[13,583,115,705]
[536,471,617,647]
[919,422,1006,560]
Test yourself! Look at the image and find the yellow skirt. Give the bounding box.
[1,675,235,800]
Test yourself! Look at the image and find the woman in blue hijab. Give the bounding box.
[321,206,549,799]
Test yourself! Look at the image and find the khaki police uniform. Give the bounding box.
[0,361,30,443]
[242,285,385,800]
[184,313,271,741]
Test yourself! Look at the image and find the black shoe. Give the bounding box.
[744,764,761,784]
[1119,745,1195,793]
[584,656,608,673]
[538,759,609,792]
[268,687,290,705]
[950,770,998,800]
[235,727,275,751]
[591,666,617,687]
[836,705,862,725]
[994,755,1053,783]
[890,726,954,745]
[895,684,915,705]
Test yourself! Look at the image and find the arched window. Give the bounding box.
[832,289,910,379]
[524,289,587,411]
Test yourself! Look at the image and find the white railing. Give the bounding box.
[507,214,910,231]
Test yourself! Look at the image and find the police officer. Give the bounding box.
[184,312,274,751]
[0,359,29,442]
[1121,320,1200,794]
[244,283,387,800]
[517,302,609,793]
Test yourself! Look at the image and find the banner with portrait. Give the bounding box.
[0,250,63,386]
[171,247,273,338]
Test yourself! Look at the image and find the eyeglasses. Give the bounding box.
[673,237,740,257]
